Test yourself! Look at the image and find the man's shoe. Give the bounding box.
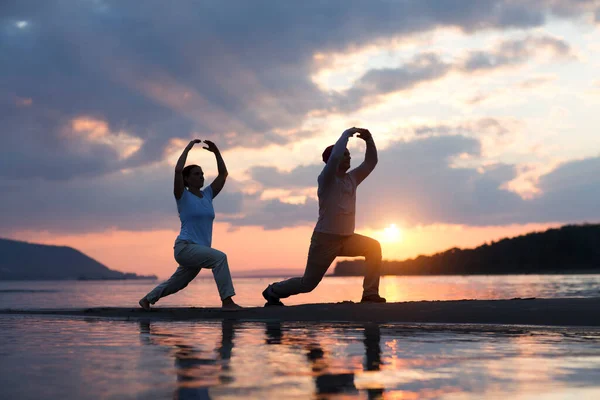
[360,294,387,303]
[262,285,284,307]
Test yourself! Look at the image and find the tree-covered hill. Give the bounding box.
[333,224,600,276]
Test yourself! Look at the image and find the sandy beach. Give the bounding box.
[2,297,599,326]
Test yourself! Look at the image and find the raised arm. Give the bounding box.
[321,127,359,185]
[174,139,201,200]
[349,128,378,185]
[203,140,228,198]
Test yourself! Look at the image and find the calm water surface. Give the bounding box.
[1,274,600,309]
[2,276,600,399]
[0,316,599,399]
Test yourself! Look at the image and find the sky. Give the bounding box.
[2,0,600,278]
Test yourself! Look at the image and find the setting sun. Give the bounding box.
[382,223,402,243]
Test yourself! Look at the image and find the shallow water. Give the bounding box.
[1,274,600,310]
[1,316,599,399]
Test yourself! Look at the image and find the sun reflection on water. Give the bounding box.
[1,317,600,399]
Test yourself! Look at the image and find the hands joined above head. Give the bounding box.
[187,139,220,153]
[202,140,219,153]
[344,127,372,141]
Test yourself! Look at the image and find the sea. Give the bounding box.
[1,274,600,399]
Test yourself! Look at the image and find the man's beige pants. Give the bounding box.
[271,231,382,298]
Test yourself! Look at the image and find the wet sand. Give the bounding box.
[1,297,599,326]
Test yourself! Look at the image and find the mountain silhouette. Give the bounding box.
[0,238,156,280]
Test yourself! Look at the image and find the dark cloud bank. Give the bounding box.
[1,0,599,233]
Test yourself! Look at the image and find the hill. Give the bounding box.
[333,224,600,276]
[0,238,156,280]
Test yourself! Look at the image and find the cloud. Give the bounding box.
[2,129,600,234]
[223,135,523,230]
[527,156,600,222]
[222,197,318,230]
[517,75,557,89]
[337,54,452,112]
[460,35,571,72]
[1,1,599,234]
[227,135,600,230]
[0,165,244,234]
[413,118,510,137]
[249,164,323,189]
[354,135,525,227]
[337,35,572,112]
[1,1,595,182]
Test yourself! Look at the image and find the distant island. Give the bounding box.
[0,238,157,280]
[333,224,600,276]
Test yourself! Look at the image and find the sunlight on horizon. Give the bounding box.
[381,223,402,243]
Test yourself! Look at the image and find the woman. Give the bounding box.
[139,139,241,310]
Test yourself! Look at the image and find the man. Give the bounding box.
[263,127,386,306]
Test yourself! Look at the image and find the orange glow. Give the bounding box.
[67,116,143,159]
[71,117,109,139]
[382,223,402,243]
[9,224,314,279]
[15,97,33,107]
[9,222,561,279]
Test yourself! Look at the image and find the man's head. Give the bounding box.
[322,145,351,172]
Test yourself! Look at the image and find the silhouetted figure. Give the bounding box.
[364,324,385,399]
[263,322,358,396]
[364,324,382,371]
[139,139,241,310]
[139,320,236,399]
[264,321,283,345]
[217,320,235,377]
[263,127,386,305]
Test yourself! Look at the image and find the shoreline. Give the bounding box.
[2,297,600,327]
[330,270,600,277]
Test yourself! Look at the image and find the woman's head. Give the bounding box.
[182,165,205,189]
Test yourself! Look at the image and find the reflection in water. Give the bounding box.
[0,315,574,400]
[364,324,385,399]
[140,320,236,399]
[134,320,600,399]
[139,319,391,398]
[265,321,364,397]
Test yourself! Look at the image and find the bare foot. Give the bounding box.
[139,297,151,311]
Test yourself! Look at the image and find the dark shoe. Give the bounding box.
[139,297,151,310]
[262,285,284,307]
[361,294,386,303]
[222,303,243,310]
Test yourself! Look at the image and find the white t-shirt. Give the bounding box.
[175,186,215,246]
[313,171,357,236]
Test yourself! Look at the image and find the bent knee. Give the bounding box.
[299,278,321,293]
[211,249,228,263]
[366,238,382,256]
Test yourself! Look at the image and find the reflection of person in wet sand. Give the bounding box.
[364,324,385,399]
[139,139,241,310]
[263,127,386,306]
[139,320,236,399]
[264,322,358,396]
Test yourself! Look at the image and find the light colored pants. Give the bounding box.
[145,239,236,304]
[271,231,382,299]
